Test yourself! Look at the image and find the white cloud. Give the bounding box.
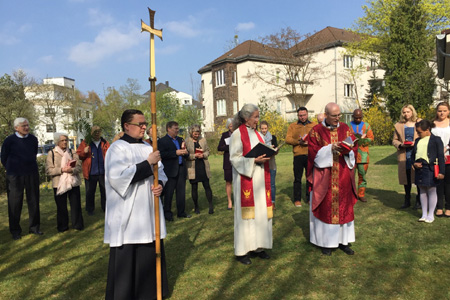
[68,27,139,65]
[164,16,202,38]
[87,8,114,27]
[38,55,54,63]
[236,22,255,32]
[157,44,182,56]
[0,32,20,46]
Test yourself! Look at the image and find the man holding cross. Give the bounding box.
[104,109,169,299]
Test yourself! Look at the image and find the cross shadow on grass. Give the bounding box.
[373,151,397,165]
[365,187,421,217]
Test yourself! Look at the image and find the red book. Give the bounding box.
[445,155,450,165]
[403,141,413,146]
[68,159,76,168]
[195,148,203,154]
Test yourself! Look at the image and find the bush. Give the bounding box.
[37,155,50,184]
[363,105,394,145]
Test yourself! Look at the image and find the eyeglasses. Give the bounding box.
[127,122,149,128]
[328,114,342,118]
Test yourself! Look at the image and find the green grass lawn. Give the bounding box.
[1,146,450,299]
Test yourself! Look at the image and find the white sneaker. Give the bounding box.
[425,219,434,223]
[418,218,426,222]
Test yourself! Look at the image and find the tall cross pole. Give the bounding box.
[141,7,163,300]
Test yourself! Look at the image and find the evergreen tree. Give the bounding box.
[363,71,385,107]
[382,0,435,120]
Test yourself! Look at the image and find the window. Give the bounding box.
[233,100,238,115]
[201,80,205,94]
[217,99,226,116]
[46,124,55,132]
[45,108,55,116]
[343,55,353,68]
[277,100,282,113]
[215,69,225,87]
[232,71,237,85]
[344,84,354,97]
[370,59,377,69]
[86,111,90,118]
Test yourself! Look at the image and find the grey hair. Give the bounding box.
[14,117,28,128]
[54,132,68,144]
[189,124,201,137]
[225,118,233,129]
[232,103,258,131]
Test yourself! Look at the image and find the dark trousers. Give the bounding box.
[53,186,84,232]
[6,173,40,235]
[293,155,309,202]
[163,164,187,218]
[106,241,169,300]
[85,175,106,213]
[437,164,450,210]
[404,169,420,205]
[191,179,213,207]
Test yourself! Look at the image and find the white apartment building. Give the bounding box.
[25,77,93,148]
[198,27,385,132]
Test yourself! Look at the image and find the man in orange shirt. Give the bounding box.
[285,107,316,207]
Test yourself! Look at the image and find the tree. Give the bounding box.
[363,70,385,107]
[244,27,327,109]
[177,106,203,132]
[351,0,449,119]
[93,87,124,141]
[120,78,142,108]
[0,73,35,142]
[382,0,436,119]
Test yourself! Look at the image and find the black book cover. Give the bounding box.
[244,142,277,158]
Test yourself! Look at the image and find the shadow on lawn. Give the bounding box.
[374,151,397,165]
[0,216,108,299]
[366,187,421,217]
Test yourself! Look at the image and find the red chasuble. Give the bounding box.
[239,124,273,220]
[306,122,358,224]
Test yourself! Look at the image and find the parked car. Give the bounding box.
[37,144,55,157]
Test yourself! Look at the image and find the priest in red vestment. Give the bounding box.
[306,103,358,256]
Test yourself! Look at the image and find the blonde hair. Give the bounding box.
[189,124,201,137]
[399,104,418,123]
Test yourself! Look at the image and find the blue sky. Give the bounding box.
[0,0,366,99]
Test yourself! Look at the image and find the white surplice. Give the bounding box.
[230,126,273,256]
[104,139,168,247]
[309,144,355,248]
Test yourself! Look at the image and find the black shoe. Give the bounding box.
[194,208,200,214]
[400,203,410,209]
[339,244,355,255]
[209,208,214,214]
[236,255,252,265]
[257,251,270,259]
[321,248,332,256]
[414,202,422,210]
[12,234,21,240]
[29,230,44,235]
[178,214,192,219]
[249,250,270,259]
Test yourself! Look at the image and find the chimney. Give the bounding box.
[165,81,169,87]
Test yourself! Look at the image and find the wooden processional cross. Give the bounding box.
[141,7,163,300]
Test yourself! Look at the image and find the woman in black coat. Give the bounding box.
[218,118,234,210]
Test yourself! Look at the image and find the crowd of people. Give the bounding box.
[3,101,450,299]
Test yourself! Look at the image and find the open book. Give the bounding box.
[340,136,358,153]
[244,142,277,158]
